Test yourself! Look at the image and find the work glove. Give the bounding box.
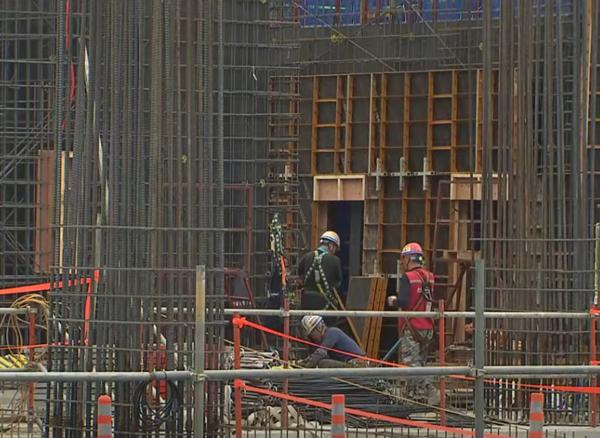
[298,353,320,368]
[387,295,398,308]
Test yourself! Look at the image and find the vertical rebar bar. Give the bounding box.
[595,223,600,307]
[233,313,242,438]
[475,259,485,438]
[194,265,206,438]
[438,298,446,426]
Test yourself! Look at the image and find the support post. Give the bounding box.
[27,309,35,434]
[194,265,206,437]
[233,312,242,438]
[529,392,544,438]
[97,394,113,438]
[282,297,290,428]
[593,222,600,426]
[474,259,485,438]
[331,394,346,438]
[591,313,597,427]
[438,299,446,426]
[594,223,600,306]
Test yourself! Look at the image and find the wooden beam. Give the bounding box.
[401,72,410,246]
[311,77,319,176]
[451,70,458,173]
[425,72,434,255]
[344,75,353,173]
[335,75,343,173]
[35,150,56,273]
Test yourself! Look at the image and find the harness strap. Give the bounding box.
[399,268,434,335]
[304,248,337,308]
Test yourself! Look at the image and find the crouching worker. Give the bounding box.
[298,315,365,368]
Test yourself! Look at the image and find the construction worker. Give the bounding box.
[387,242,440,405]
[297,231,343,322]
[298,315,365,368]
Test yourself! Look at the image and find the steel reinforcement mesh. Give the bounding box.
[44,0,297,436]
[480,0,600,424]
[0,0,56,289]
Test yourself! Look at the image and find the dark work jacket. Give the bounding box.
[297,246,343,292]
[312,327,364,362]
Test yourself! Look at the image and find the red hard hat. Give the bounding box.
[401,242,423,256]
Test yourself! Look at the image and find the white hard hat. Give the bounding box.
[320,230,340,248]
[301,315,324,336]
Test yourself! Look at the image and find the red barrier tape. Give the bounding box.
[82,271,100,345]
[0,274,98,297]
[236,317,600,395]
[233,316,406,368]
[240,381,512,438]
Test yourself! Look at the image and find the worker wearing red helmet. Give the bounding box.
[387,242,440,405]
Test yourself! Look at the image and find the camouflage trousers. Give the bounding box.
[399,329,435,398]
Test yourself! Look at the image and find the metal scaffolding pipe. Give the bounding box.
[485,366,600,376]
[0,371,194,382]
[0,365,599,383]
[205,367,472,380]
[223,308,594,319]
[0,308,35,315]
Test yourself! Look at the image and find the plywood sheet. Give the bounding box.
[345,276,375,338]
[345,276,388,359]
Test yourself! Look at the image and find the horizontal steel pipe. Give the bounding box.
[0,371,193,382]
[0,365,599,382]
[485,366,600,376]
[202,366,471,380]
[222,308,593,319]
[0,308,35,315]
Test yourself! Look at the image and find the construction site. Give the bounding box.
[2,0,600,436]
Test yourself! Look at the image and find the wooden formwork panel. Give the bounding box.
[34,150,55,273]
[301,70,492,277]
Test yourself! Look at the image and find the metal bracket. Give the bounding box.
[387,156,436,191]
[396,259,401,294]
[193,372,207,383]
[470,368,486,378]
[374,157,384,192]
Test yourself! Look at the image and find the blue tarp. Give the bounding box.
[298,0,571,27]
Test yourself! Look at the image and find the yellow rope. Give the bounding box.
[0,293,49,358]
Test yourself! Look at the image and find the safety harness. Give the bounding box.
[400,268,435,345]
[269,214,290,299]
[303,247,338,309]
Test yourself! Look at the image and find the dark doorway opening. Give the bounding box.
[326,201,363,295]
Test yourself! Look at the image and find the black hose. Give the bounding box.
[132,380,182,432]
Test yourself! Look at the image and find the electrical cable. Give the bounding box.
[132,380,182,432]
[224,340,529,432]
[0,294,49,359]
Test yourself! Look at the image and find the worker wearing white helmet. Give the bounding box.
[297,231,343,321]
[299,315,364,368]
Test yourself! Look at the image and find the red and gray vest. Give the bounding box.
[403,268,435,331]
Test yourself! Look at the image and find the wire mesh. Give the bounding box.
[0,0,55,289]
[2,0,600,436]
[480,0,600,425]
[27,0,297,436]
